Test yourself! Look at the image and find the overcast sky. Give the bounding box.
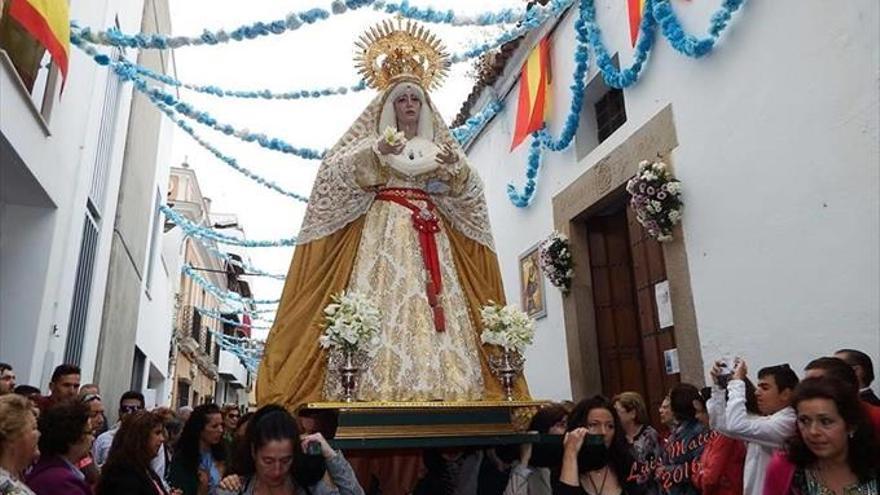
[166,1,523,338]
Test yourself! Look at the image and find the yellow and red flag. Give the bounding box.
[626,0,646,47]
[8,0,70,85]
[511,36,552,151]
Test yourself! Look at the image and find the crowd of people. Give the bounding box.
[0,364,364,495]
[0,347,877,495]
[502,348,880,495]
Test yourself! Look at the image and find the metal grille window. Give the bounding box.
[87,45,124,215]
[145,189,163,293]
[63,214,99,366]
[131,347,145,391]
[595,88,627,143]
[191,309,201,342]
[177,381,190,408]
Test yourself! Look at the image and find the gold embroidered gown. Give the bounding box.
[326,172,485,401]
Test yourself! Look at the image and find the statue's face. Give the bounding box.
[394,91,422,128]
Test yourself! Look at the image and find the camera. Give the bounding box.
[716,358,733,389]
[305,440,323,456]
[585,433,605,446]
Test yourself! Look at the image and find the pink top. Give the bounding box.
[763,452,797,495]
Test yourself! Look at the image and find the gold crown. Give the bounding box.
[354,19,449,92]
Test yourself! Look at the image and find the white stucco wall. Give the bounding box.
[218,350,248,388]
[134,69,177,405]
[466,0,879,399]
[0,0,145,387]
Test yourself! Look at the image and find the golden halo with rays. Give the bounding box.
[354,18,450,92]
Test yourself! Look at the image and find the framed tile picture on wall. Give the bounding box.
[519,242,547,319]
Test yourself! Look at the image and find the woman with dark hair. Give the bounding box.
[236,413,254,439]
[503,402,569,495]
[658,395,675,437]
[26,401,94,495]
[96,410,180,495]
[558,396,641,495]
[168,404,226,495]
[764,377,879,495]
[226,412,255,476]
[613,392,662,495]
[656,384,711,495]
[221,406,241,464]
[217,404,363,495]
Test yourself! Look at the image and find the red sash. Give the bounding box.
[375,188,445,332]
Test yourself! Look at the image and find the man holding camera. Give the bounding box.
[706,358,799,495]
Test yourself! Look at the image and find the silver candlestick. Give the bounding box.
[489,348,525,401]
[339,349,360,403]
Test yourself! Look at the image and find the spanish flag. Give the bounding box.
[626,0,645,47]
[8,0,70,85]
[511,36,552,151]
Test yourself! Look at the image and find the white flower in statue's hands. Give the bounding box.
[383,126,406,146]
[377,128,406,156]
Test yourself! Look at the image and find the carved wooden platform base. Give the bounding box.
[300,400,549,449]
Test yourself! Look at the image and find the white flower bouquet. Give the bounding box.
[318,291,382,356]
[539,231,573,293]
[626,160,684,242]
[479,302,535,354]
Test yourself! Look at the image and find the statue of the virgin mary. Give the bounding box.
[257,20,529,407]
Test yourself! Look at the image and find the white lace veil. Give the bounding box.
[296,80,495,250]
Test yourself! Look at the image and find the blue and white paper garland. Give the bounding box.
[69,0,563,50]
[118,57,368,101]
[161,205,299,248]
[506,0,746,206]
[205,326,264,373]
[183,263,281,306]
[451,99,504,144]
[197,307,273,331]
[199,240,287,281]
[74,0,748,212]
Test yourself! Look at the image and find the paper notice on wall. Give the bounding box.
[664,348,680,375]
[655,280,674,329]
[143,388,157,409]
